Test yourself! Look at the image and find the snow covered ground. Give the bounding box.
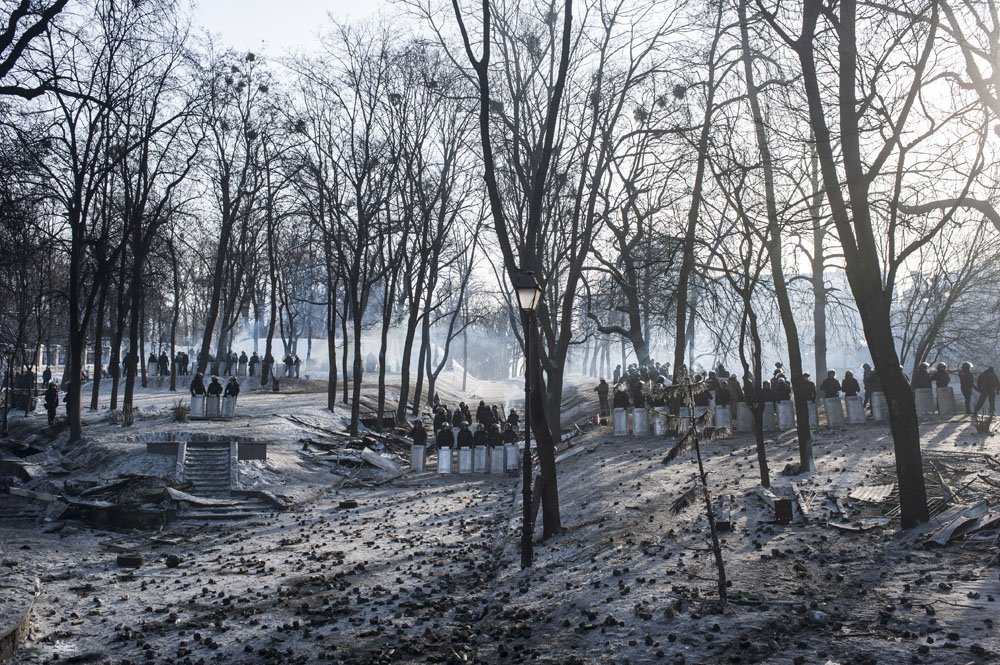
[2,375,999,665]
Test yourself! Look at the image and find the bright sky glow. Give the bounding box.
[192,0,386,55]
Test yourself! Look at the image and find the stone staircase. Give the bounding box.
[0,493,43,523]
[182,444,232,497]
[178,443,271,521]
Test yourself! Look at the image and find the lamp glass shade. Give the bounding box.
[514,272,543,312]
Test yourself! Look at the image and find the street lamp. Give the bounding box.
[2,344,15,437]
[515,271,543,569]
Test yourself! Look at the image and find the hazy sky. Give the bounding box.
[193,0,386,55]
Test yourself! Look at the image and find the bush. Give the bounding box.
[171,399,190,423]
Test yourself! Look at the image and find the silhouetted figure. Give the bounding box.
[842,371,860,397]
[911,362,932,390]
[409,420,427,447]
[595,379,610,417]
[190,373,206,396]
[960,362,975,414]
[456,421,474,447]
[974,366,999,416]
[820,370,841,399]
[44,382,58,425]
[934,363,950,388]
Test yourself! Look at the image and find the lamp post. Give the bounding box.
[2,344,15,437]
[514,270,543,569]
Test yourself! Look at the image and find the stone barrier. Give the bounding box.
[632,408,649,435]
[914,387,935,417]
[190,394,205,418]
[458,447,473,474]
[937,386,955,416]
[473,446,488,473]
[825,397,845,427]
[653,408,668,436]
[872,391,888,423]
[845,395,864,424]
[613,408,628,436]
[762,403,776,431]
[437,447,452,474]
[490,447,505,475]
[777,401,795,430]
[410,444,426,472]
[736,402,753,431]
[504,443,519,473]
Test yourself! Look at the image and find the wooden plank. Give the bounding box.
[849,483,895,503]
[554,446,586,464]
[791,482,810,518]
[714,494,732,531]
[360,447,401,474]
[8,487,60,503]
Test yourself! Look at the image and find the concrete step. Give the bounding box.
[0,495,43,522]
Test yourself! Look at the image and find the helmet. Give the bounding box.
[441,422,451,429]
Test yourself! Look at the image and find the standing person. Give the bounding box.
[487,423,503,448]
[190,373,206,396]
[475,400,493,427]
[506,408,521,430]
[911,362,932,389]
[842,370,861,398]
[974,366,1000,417]
[434,422,454,450]
[224,377,240,398]
[960,362,976,414]
[595,378,610,417]
[409,419,427,448]
[283,354,294,378]
[147,352,158,376]
[820,370,841,398]
[433,406,447,434]
[612,384,630,409]
[44,382,59,425]
[862,363,874,411]
[456,421,474,447]
[249,352,260,378]
[802,373,817,402]
[715,380,731,408]
[158,350,169,377]
[42,366,51,386]
[239,351,248,377]
[473,424,488,447]
[491,404,501,424]
[262,353,274,383]
[294,354,301,378]
[207,375,223,397]
[934,363,950,388]
[613,364,622,384]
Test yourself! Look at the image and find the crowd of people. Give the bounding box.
[593,358,1000,419]
[408,397,523,450]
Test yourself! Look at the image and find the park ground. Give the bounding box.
[1,370,999,665]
